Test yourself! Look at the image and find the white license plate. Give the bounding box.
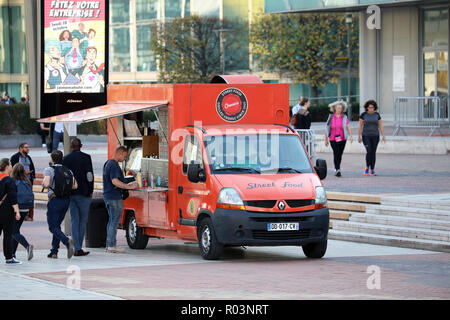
[267,222,299,231]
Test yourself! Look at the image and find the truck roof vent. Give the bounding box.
[210,74,263,84]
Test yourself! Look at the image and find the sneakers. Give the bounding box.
[42,143,46,148]
[6,257,22,265]
[370,169,377,176]
[106,246,125,253]
[67,238,74,259]
[334,169,342,177]
[364,168,370,175]
[27,245,34,261]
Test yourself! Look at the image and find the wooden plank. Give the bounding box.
[326,191,381,204]
[328,201,366,212]
[329,210,351,221]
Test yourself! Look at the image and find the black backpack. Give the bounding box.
[51,165,73,198]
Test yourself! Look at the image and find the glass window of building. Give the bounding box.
[111,27,131,72]
[0,5,27,74]
[192,0,219,17]
[111,0,130,23]
[137,25,156,71]
[136,0,159,21]
[423,8,448,47]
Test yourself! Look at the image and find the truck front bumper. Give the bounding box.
[211,207,329,246]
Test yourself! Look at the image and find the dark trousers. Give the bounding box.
[0,212,14,260]
[330,140,347,170]
[37,128,49,144]
[47,197,70,254]
[362,135,380,170]
[12,211,30,257]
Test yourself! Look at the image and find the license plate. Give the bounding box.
[267,222,299,231]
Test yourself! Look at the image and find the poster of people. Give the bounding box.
[43,0,106,93]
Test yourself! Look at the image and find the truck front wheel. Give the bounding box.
[125,212,149,249]
[198,218,223,260]
[302,239,327,259]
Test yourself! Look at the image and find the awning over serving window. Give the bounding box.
[37,100,168,123]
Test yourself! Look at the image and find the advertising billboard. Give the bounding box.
[40,0,108,118]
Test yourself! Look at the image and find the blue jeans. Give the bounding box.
[104,199,123,248]
[11,211,30,257]
[52,131,64,151]
[47,197,70,254]
[70,195,91,251]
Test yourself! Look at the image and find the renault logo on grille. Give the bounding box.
[278,201,285,210]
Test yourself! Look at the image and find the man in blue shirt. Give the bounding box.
[103,146,137,253]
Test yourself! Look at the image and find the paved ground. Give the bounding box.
[1,141,450,300]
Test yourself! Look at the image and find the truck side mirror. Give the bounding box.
[315,158,327,180]
[187,161,206,183]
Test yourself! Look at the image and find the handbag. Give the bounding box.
[290,113,299,127]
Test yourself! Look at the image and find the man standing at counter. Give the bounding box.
[103,146,137,253]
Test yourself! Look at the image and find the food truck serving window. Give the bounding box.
[204,134,313,174]
[182,135,204,174]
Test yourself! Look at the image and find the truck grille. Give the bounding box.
[244,199,314,209]
[244,200,277,208]
[252,229,311,240]
[286,200,315,208]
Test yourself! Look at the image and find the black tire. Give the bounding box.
[197,217,223,260]
[302,239,327,258]
[125,212,149,249]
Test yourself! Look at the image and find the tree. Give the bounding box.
[151,15,248,84]
[250,13,358,97]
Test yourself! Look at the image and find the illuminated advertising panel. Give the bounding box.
[40,0,108,118]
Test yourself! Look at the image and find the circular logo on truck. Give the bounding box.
[216,88,248,122]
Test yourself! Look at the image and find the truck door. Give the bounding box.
[176,132,208,228]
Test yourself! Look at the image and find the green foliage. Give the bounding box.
[250,13,359,96]
[151,15,248,83]
[0,104,106,135]
[0,104,37,135]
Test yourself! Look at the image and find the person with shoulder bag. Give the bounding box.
[0,158,22,264]
[324,100,353,177]
[11,163,34,261]
[102,146,137,254]
[42,150,78,259]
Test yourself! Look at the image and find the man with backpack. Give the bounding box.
[42,150,78,259]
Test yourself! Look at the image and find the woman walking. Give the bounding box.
[297,98,312,129]
[358,100,386,176]
[0,158,22,264]
[11,163,34,261]
[324,101,353,177]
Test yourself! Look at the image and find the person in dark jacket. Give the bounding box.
[11,142,36,221]
[0,158,22,264]
[296,98,312,129]
[62,138,94,256]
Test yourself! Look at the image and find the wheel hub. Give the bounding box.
[201,226,211,253]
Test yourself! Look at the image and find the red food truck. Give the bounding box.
[39,75,329,260]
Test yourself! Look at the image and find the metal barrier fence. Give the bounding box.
[393,96,450,136]
[296,129,316,163]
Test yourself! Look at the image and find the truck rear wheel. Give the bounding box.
[126,212,149,249]
[302,239,327,259]
[198,217,223,260]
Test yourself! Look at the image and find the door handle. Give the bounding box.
[178,186,183,194]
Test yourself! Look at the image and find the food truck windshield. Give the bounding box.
[203,133,314,174]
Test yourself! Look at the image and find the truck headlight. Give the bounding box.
[315,186,327,205]
[217,188,245,211]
